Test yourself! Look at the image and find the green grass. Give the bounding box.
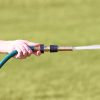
[0,0,100,100]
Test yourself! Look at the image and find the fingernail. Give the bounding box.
[37,51,41,56]
[29,50,33,54]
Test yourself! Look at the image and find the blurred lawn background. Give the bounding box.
[0,0,100,100]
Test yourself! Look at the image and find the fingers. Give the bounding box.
[14,46,23,59]
[33,51,41,56]
[24,41,40,47]
[14,45,28,59]
[22,44,33,55]
[23,40,41,56]
[14,41,41,59]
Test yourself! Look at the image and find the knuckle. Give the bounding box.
[28,50,33,54]
[23,51,27,55]
[19,51,22,54]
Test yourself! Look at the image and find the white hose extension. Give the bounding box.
[73,45,100,51]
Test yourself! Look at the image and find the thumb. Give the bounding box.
[24,41,40,47]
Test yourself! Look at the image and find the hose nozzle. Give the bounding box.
[40,45,73,52]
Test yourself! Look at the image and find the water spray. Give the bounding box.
[0,44,100,68]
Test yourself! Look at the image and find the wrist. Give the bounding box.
[0,41,12,53]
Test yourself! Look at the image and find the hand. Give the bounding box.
[0,40,41,59]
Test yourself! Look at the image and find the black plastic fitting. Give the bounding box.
[40,44,44,53]
[50,45,58,52]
